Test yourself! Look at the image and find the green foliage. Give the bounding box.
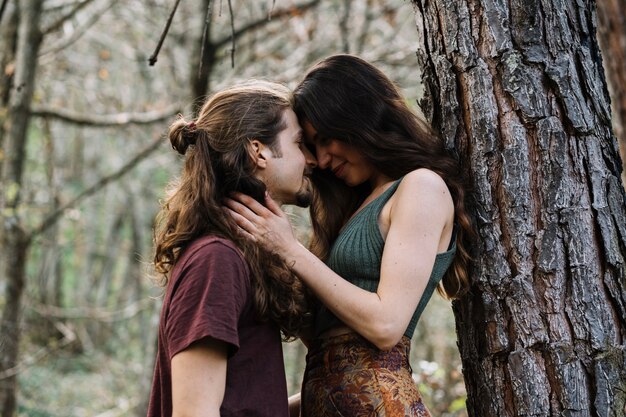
[449,397,468,413]
[17,404,56,417]
[4,182,20,204]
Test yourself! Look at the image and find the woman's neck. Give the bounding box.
[368,171,393,194]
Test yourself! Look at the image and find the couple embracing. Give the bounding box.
[147,54,472,417]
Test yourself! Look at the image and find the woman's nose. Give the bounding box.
[316,146,331,169]
[302,146,317,169]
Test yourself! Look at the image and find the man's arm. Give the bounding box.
[171,337,228,417]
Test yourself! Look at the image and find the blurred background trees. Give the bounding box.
[0,1,468,416]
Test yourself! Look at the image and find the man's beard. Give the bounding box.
[294,177,313,207]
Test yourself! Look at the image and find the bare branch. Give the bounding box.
[198,0,214,78]
[149,0,182,66]
[269,0,276,19]
[0,0,9,24]
[356,0,374,55]
[227,0,235,68]
[339,0,351,53]
[27,298,153,322]
[214,0,321,49]
[28,136,164,241]
[42,0,97,35]
[39,0,120,57]
[30,103,183,126]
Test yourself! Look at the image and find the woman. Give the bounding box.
[225,55,473,417]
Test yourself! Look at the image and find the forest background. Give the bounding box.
[1,0,625,417]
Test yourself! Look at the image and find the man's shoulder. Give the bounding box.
[178,235,248,272]
[189,235,241,255]
[183,235,239,257]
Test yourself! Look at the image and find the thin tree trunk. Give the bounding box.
[597,0,626,186]
[124,197,153,417]
[70,130,85,180]
[32,118,63,344]
[93,208,128,345]
[188,0,321,113]
[0,1,44,416]
[94,209,126,309]
[39,118,63,307]
[0,4,18,177]
[191,0,216,113]
[339,0,352,54]
[412,0,626,416]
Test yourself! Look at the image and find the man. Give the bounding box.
[147,81,316,417]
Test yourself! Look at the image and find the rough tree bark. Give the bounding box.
[0,2,43,416]
[412,0,626,416]
[596,0,626,186]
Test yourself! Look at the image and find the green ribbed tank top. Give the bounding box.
[314,177,457,338]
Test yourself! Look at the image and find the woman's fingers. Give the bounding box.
[223,196,259,221]
[238,228,256,242]
[264,193,285,217]
[222,207,257,237]
[230,192,271,217]
[223,193,295,253]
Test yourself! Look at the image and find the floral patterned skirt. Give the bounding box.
[301,332,432,417]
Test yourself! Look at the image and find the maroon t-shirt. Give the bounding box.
[147,236,289,417]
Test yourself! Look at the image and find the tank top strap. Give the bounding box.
[366,176,404,216]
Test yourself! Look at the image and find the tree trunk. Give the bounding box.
[0,1,43,416]
[127,200,152,417]
[92,208,126,346]
[0,4,18,177]
[412,0,626,416]
[191,0,216,113]
[597,0,626,186]
[32,119,64,344]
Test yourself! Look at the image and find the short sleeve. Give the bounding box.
[164,240,250,359]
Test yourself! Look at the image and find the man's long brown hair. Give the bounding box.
[293,55,474,299]
[154,81,310,339]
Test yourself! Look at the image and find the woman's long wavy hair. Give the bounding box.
[154,81,310,339]
[293,55,474,299]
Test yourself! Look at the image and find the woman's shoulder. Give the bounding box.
[384,169,454,240]
[380,169,453,236]
[391,169,454,218]
[397,168,449,196]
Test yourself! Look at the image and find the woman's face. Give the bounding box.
[303,121,375,187]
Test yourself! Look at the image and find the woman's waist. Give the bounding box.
[311,326,410,353]
[306,328,412,374]
[318,325,354,339]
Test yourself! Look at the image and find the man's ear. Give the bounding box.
[248,139,266,169]
[248,139,271,169]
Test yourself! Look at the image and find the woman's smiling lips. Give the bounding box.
[332,161,347,177]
